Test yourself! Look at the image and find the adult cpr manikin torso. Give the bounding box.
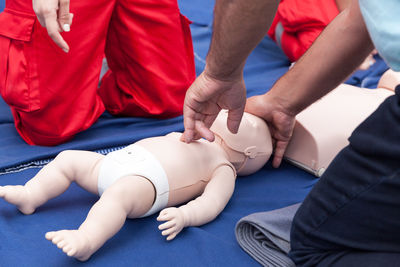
[284,84,393,176]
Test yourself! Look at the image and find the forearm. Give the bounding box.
[335,0,351,11]
[269,0,374,115]
[179,167,235,227]
[179,195,226,227]
[206,0,279,80]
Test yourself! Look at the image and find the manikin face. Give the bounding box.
[210,111,273,176]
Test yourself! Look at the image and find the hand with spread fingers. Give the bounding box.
[180,0,280,144]
[32,0,73,52]
[181,71,246,143]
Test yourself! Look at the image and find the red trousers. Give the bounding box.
[0,0,195,145]
[268,0,339,62]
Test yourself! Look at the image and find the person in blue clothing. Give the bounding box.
[181,0,400,265]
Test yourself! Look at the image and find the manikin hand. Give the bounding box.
[181,71,246,143]
[245,94,296,168]
[32,0,73,53]
[157,207,186,241]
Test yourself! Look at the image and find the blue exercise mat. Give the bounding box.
[0,4,309,266]
[0,95,185,174]
[0,161,316,266]
[0,0,388,265]
[0,0,291,174]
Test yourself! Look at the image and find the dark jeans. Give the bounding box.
[289,85,400,267]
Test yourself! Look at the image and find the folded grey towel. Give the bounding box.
[235,203,301,267]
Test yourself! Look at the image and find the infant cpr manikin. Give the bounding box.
[0,110,272,261]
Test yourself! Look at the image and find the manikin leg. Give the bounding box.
[0,150,156,261]
[0,150,103,214]
[45,176,155,261]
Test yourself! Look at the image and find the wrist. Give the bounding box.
[266,88,299,117]
[204,60,245,82]
[179,206,191,227]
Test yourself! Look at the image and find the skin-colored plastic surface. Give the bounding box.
[0,112,271,261]
[284,70,399,176]
[377,69,400,92]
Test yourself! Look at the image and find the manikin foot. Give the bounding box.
[0,185,37,214]
[45,230,96,261]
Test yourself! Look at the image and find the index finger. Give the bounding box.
[194,120,215,142]
[272,140,289,168]
[58,0,72,31]
[44,12,70,52]
[182,105,197,143]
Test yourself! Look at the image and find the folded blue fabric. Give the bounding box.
[236,203,301,266]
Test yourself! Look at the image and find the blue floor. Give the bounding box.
[0,1,389,266]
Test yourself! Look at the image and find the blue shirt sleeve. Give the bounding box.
[359,0,400,71]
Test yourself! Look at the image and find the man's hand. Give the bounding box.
[32,0,73,53]
[245,93,296,168]
[181,71,246,143]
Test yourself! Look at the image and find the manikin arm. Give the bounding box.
[157,166,236,240]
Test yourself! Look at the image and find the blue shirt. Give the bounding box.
[359,0,400,71]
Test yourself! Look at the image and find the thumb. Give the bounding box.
[245,95,270,119]
[245,96,262,115]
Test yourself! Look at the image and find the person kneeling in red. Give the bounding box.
[0,0,195,146]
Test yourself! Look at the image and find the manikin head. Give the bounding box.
[210,110,272,176]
